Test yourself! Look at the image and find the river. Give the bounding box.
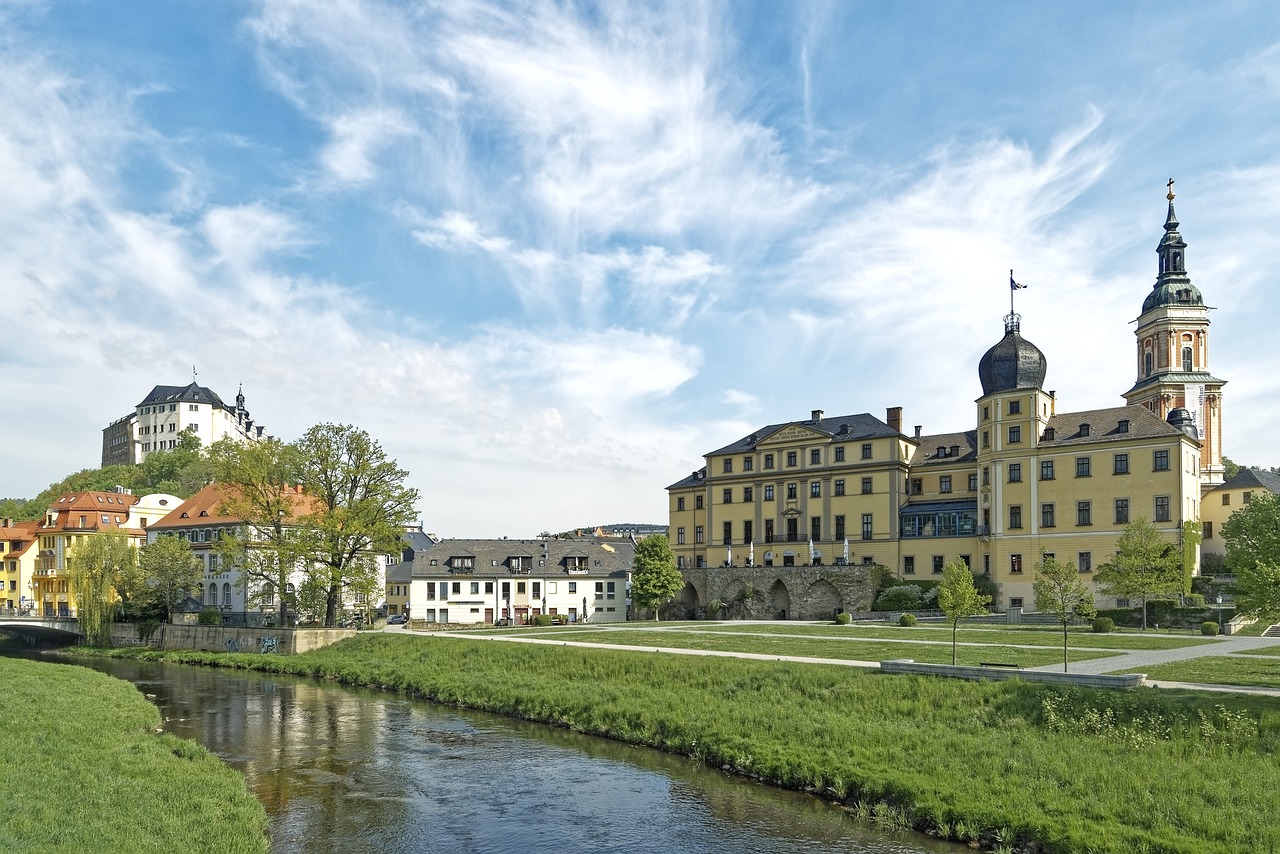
[74,656,962,854]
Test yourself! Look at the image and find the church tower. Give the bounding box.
[1122,181,1226,490]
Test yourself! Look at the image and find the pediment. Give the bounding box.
[755,424,827,446]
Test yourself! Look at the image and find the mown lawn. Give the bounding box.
[1142,656,1280,689]
[97,634,1280,854]
[0,656,267,854]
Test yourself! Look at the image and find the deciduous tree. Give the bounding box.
[139,534,203,622]
[1222,492,1280,620]
[937,558,990,665]
[1095,518,1181,630]
[630,535,682,621]
[68,532,136,646]
[1033,552,1096,672]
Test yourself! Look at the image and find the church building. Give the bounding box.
[668,187,1218,612]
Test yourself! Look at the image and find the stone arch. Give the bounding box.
[804,579,843,621]
[673,582,700,619]
[768,579,791,620]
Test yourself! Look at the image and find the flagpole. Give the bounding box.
[1009,269,1015,315]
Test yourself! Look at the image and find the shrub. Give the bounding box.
[899,613,918,627]
[1091,617,1115,634]
[534,614,553,627]
[1201,621,1220,636]
[875,584,924,611]
[197,608,222,626]
[835,612,852,625]
[1184,593,1206,608]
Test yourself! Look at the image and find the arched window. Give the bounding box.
[263,584,275,606]
[208,584,217,606]
[1144,352,1154,377]
[223,583,232,606]
[1182,346,1193,372]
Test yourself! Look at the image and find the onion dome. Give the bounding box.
[978,313,1047,395]
[1166,407,1199,440]
[1142,185,1203,313]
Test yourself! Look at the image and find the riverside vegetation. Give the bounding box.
[0,655,268,854]
[90,633,1279,854]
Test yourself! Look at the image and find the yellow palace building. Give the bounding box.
[668,188,1220,612]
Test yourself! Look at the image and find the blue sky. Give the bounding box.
[3,1,1279,536]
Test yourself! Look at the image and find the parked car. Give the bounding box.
[387,614,407,625]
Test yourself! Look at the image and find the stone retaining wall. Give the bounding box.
[671,565,875,621]
[108,623,355,655]
[879,659,1145,689]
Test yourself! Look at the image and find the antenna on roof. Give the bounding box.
[192,364,198,381]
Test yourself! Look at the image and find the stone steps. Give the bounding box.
[1263,625,1280,638]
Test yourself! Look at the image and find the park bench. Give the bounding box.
[978,661,1021,669]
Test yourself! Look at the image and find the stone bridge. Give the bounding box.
[0,616,84,643]
[668,564,875,621]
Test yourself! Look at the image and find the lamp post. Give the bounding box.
[582,596,588,623]
[1216,595,1224,632]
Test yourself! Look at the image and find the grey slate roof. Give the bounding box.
[1207,468,1280,495]
[667,467,708,491]
[409,538,635,578]
[707,412,899,457]
[1038,405,1187,447]
[911,430,978,466]
[138,382,233,410]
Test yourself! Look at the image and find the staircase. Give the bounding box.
[1263,625,1280,638]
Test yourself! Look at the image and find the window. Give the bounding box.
[470,581,480,595]
[787,483,798,500]
[1006,399,1022,416]
[810,449,821,465]
[695,495,704,509]
[722,488,733,504]
[904,556,915,575]
[1154,495,1170,522]
[1077,501,1092,526]
[1076,456,1091,477]
[1008,425,1021,444]
[940,475,952,494]
[677,527,685,544]
[982,430,990,449]
[1114,498,1129,524]
[1041,503,1055,527]
[982,467,990,486]
[834,480,845,496]
[1154,450,1169,471]
[834,515,845,540]
[1079,424,1091,438]
[910,478,923,495]
[1182,346,1193,372]
[967,473,977,491]
[1008,464,1022,483]
[861,443,872,459]
[834,447,845,462]
[1221,493,1231,506]
[723,521,732,546]
[810,481,821,498]
[1009,505,1022,529]
[764,520,774,542]
[723,459,733,473]
[743,456,753,471]
[1010,597,1024,608]
[811,517,821,541]
[677,497,685,511]
[764,453,775,469]
[862,477,873,494]
[1114,453,1129,475]
[764,485,774,501]
[932,555,944,574]
[1041,460,1054,480]
[486,581,495,594]
[1203,521,1213,539]
[982,405,990,420]
[1244,491,1253,505]
[786,451,798,467]
[861,513,873,541]
[743,486,754,502]
[1007,554,1022,574]
[695,526,704,543]
[743,520,753,543]
[1078,552,1092,573]
[568,582,577,593]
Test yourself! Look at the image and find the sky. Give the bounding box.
[3,1,1280,536]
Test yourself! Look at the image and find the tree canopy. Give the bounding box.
[1032,552,1096,672]
[139,534,204,622]
[1094,517,1182,630]
[68,532,136,646]
[937,558,991,664]
[630,535,682,621]
[1222,492,1280,620]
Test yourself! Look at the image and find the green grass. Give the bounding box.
[1141,656,1280,689]
[509,627,1120,667]
[0,656,268,854]
[92,634,1280,854]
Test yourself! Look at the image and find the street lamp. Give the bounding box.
[1216,595,1224,633]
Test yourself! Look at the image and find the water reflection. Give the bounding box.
[83,658,961,854]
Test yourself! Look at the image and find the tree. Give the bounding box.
[937,558,991,665]
[1222,492,1280,620]
[208,437,306,625]
[139,534,203,622]
[1032,552,1096,672]
[139,431,212,497]
[294,424,420,627]
[68,533,136,646]
[630,535,682,621]
[1095,518,1182,630]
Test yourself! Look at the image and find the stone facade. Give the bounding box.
[671,564,875,621]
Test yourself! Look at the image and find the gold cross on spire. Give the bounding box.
[1166,177,1175,200]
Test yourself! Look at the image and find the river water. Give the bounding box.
[75,656,961,854]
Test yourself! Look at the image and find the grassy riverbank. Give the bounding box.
[97,633,1279,854]
[0,656,268,854]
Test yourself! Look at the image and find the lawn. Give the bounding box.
[1142,656,1280,689]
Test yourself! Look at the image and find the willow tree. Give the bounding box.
[68,532,135,646]
[294,424,420,627]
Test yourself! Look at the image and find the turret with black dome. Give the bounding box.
[978,312,1047,395]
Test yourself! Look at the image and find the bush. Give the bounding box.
[1201,621,1220,636]
[835,612,852,625]
[1091,617,1115,634]
[197,608,222,626]
[899,613,918,627]
[1184,593,1206,608]
[533,614,553,627]
[875,584,924,611]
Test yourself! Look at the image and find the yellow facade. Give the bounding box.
[0,521,40,613]
[1200,470,1280,558]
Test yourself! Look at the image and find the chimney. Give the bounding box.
[886,406,902,433]
[811,409,824,422]
[914,425,922,440]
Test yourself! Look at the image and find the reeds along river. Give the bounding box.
[77,655,963,854]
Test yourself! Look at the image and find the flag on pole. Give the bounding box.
[1010,273,1027,291]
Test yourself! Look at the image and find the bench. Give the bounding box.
[979,661,1021,669]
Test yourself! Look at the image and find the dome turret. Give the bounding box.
[1166,407,1199,440]
[978,313,1047,395]
[1142,183,1203,313]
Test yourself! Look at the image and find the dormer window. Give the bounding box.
[1042,427,1055,441]
[508,556,532,572]
[1117,420,1130,433]
[1079,424,1091,437]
